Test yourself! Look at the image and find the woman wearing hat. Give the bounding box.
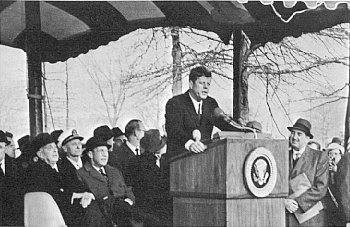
[324,143,345,226]
[126,129,172,226]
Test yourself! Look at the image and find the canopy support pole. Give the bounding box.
[232,29,250,123]
[25,1,43,137]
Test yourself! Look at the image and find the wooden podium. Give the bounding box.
[170,133,289,226]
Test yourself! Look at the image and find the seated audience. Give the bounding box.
[57,129,88,225]
[27,133,94,226]
[0,130,22,226]
[77,136,137,227]
[127,129,172,226]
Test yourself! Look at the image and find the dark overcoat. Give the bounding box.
[26,159,84,226]
[109,141,136,184]
[0,154,21,226]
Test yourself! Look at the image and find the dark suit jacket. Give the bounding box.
[336,152,350,223]
[27,159,86,226]
[165,90,233,158]
[109,141,136,183]
[0,155,21,226]
[287,147,329,226]
[77,162,135,227]
[127,152,172,226]
[127,152,170,206]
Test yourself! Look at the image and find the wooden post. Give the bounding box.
[25,1,43,136]
[232,29,250,123]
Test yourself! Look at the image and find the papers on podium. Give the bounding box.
[289,173,324,224]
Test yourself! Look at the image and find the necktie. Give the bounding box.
[293,152,301,167]
[0,163,4,177]
[100,168,113,195]
[100,168,107,177]
[198,103,201,121]
[135,148,139,156]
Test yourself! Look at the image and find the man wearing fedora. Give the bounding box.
[0,130,21,225]
[94,125,115,152]
[127,129,172,226]
[27,133,95,226]
[77,136,138,227]
[285,118,329,227]
[112,126,126,150]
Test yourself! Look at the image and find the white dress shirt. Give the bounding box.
[52,163,59,172]
[67,156,83,170]
[292,146,306,160]
[126,140,140,156]
[189,92,202,115]
[0,158,5,175]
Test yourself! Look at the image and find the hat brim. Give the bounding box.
[114,132,125,138]
[63,136,84,146]
[287,126,313,139]
[150,136,167,153]
[86,142,111,152]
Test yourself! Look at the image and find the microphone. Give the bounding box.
[193,129,201,142]
[213,108,257,138]
[213,107,242,128]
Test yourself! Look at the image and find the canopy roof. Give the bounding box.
[1,1,349,63]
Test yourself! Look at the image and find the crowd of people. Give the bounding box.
[0,66,349,227]
[0,121,172,227]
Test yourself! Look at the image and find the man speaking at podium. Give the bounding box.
[165,65,237,159]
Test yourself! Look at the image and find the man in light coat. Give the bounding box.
[285,118,329,227]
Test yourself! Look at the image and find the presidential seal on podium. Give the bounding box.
[244,147,277,197]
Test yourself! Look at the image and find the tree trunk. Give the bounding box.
[232,29,250,123]
[171,27,182,96]
[344,36,350,153]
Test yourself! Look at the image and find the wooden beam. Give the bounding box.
[25,1,43,137]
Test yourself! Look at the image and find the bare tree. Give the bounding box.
[78,55,131,127]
